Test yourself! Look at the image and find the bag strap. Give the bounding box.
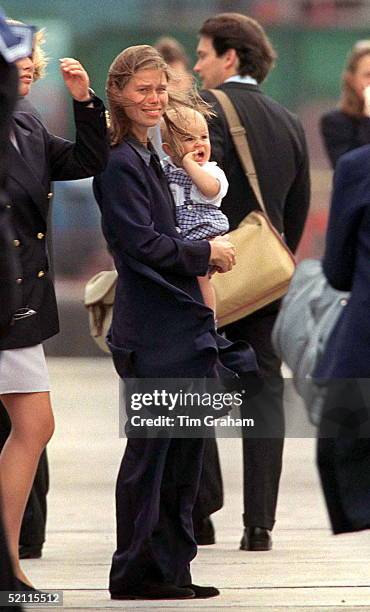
[209,88,267,216]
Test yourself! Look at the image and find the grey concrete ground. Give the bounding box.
[21,358,370,611]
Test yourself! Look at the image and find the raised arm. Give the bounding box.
[46,58,108,180]
[47,100,108,180]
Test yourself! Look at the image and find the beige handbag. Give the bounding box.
[84,269,117,353]
[209,89,296,327]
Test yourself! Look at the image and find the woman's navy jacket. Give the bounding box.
[1,99,108,349]
[93,138,256,379]
[315,144,370,379]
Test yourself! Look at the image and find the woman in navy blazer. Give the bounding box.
[0,23,108,591]
[315,144,370,534]
[93,45,256,600]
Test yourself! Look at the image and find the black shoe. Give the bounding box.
[15,579,37,592]
[194,517,215,545]
[240,527,272,551]
[19,544,42,559]
[15,578,48,598]
[15,578,37,593]
[184,584,220,598]
[110,583,195,600]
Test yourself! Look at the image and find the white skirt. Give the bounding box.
[0,344,50,394]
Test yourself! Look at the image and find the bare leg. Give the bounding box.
[198,275,216,314]
[0,392,54,585]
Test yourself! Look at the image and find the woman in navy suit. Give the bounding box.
[315,144,370,533]
[93,45,256,600]
[0,22,108,590]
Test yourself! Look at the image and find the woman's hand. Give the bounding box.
[209,235,236,273]
[59,58,91,102]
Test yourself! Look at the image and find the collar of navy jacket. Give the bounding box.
[126,135,152,165]
[126,135,177,224]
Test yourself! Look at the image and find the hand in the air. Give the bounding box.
[59,57,91,102]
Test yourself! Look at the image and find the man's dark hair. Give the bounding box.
[199,13,276,83]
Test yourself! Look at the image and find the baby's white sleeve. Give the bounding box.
[190,163,229,207]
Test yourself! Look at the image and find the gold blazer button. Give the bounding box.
[13,239,20,247]
[37,270,45,278]
[47,192,53,199]
[37,232,45,239]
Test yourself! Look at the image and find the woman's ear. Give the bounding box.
[161,142,172,158]
[343,70,352,87]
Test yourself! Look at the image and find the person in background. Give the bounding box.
[0,19,108,591]
[193,12,310,552]
[321,41,370,168]
[315,143,370,534]
[154,36,192,91]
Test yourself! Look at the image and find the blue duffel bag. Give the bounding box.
[271,259,349,425]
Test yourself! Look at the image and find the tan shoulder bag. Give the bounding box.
[209,88,296,327]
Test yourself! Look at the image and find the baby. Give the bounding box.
[160,107,229,314]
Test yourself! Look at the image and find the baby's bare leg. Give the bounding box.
[198,275,216,314]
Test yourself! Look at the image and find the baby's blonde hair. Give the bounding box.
[161,106,211,161]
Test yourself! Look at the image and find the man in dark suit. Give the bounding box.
[194,13,310,550]
[315,145,370,535]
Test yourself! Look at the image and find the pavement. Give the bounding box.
[19,357,370,611]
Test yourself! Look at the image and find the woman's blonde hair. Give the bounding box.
[106,44,213,146]
[341,41,370,117]
[7,19,48,81]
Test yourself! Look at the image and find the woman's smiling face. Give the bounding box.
[121,68,169,140]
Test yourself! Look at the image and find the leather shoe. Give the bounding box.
[15,578,47,596]
[15,579,37,592]
[194,517,215,545]
[184,584,220,598]
[240,527,272,551]
[19,544,42,559]
[110,583,195,600]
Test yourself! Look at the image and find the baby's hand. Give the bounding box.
[182,150,204,166]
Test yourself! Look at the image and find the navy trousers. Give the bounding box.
[109,436,205,594]
[318,380,370,534]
